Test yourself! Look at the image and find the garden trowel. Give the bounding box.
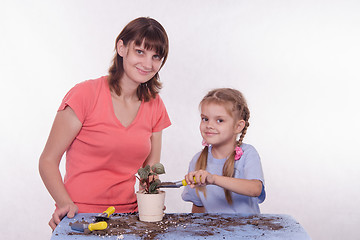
[158,177,199,188]
[158,179,188,188]
[94,206,115,222]
[70,221,108,233]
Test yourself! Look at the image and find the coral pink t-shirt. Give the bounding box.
[58,76,171,213]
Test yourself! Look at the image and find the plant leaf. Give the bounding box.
[138,165,150,180]
[149,179,161,194]
[151,163,165,175]
[144,165,150,172]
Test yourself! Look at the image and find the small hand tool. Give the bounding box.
[94,206,115,222]
[70,221,108,233]
[158,179,188,188]
[158,177,199,188]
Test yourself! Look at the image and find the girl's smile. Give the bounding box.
[204,131,217,135]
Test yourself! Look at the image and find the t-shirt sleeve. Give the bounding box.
[243,146,264,181]
[242,145,266,203]
[58,81,93,123]
[181,152,204,207]
[152,95,171,132]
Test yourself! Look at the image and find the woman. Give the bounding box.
[39,17,171,230]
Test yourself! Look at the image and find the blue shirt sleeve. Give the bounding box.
[237,144,266,203]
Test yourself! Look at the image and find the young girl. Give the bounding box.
[39,17,171,230]
[182,88,265,214]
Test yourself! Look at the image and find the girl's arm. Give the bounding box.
[212,174,262,197]
[38,106,82,229]
[185,170,263,197]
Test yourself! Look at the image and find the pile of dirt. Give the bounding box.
[68,213,284,240]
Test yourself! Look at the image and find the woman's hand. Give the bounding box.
[49,203,78,230]
[185,170,216,188]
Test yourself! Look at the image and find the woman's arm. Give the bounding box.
[139,131,163,187]
[185,170,263,197]
[139,131,163,191]
[142,131,162,167]
[38,106,82,229]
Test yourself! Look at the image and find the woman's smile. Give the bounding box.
[136,66,152,75]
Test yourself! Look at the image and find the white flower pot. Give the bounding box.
[136,190,165,222]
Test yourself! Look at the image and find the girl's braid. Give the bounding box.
[237,104,250,146]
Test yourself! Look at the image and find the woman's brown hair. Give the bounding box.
[108,17,169,102]
[195,88,250,204]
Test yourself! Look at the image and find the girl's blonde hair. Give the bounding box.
[195,88,250,204]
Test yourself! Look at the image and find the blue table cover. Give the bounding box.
[51,213,311,239]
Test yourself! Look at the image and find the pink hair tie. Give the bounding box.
[234,146,243,161]
[202,140,209,147]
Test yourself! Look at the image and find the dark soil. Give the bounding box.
[68,213,284,240]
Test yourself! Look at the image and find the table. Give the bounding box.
[51,213,311,240]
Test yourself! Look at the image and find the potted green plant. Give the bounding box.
[136,163,166,222]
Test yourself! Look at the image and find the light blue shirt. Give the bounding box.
[181,143,265,214]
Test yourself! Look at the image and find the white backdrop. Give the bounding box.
[1,1,359,239]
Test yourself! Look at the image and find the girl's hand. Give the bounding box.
[49,203,78,230]
[185,170,215,188]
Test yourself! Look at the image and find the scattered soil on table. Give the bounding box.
[68,213,283,240]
